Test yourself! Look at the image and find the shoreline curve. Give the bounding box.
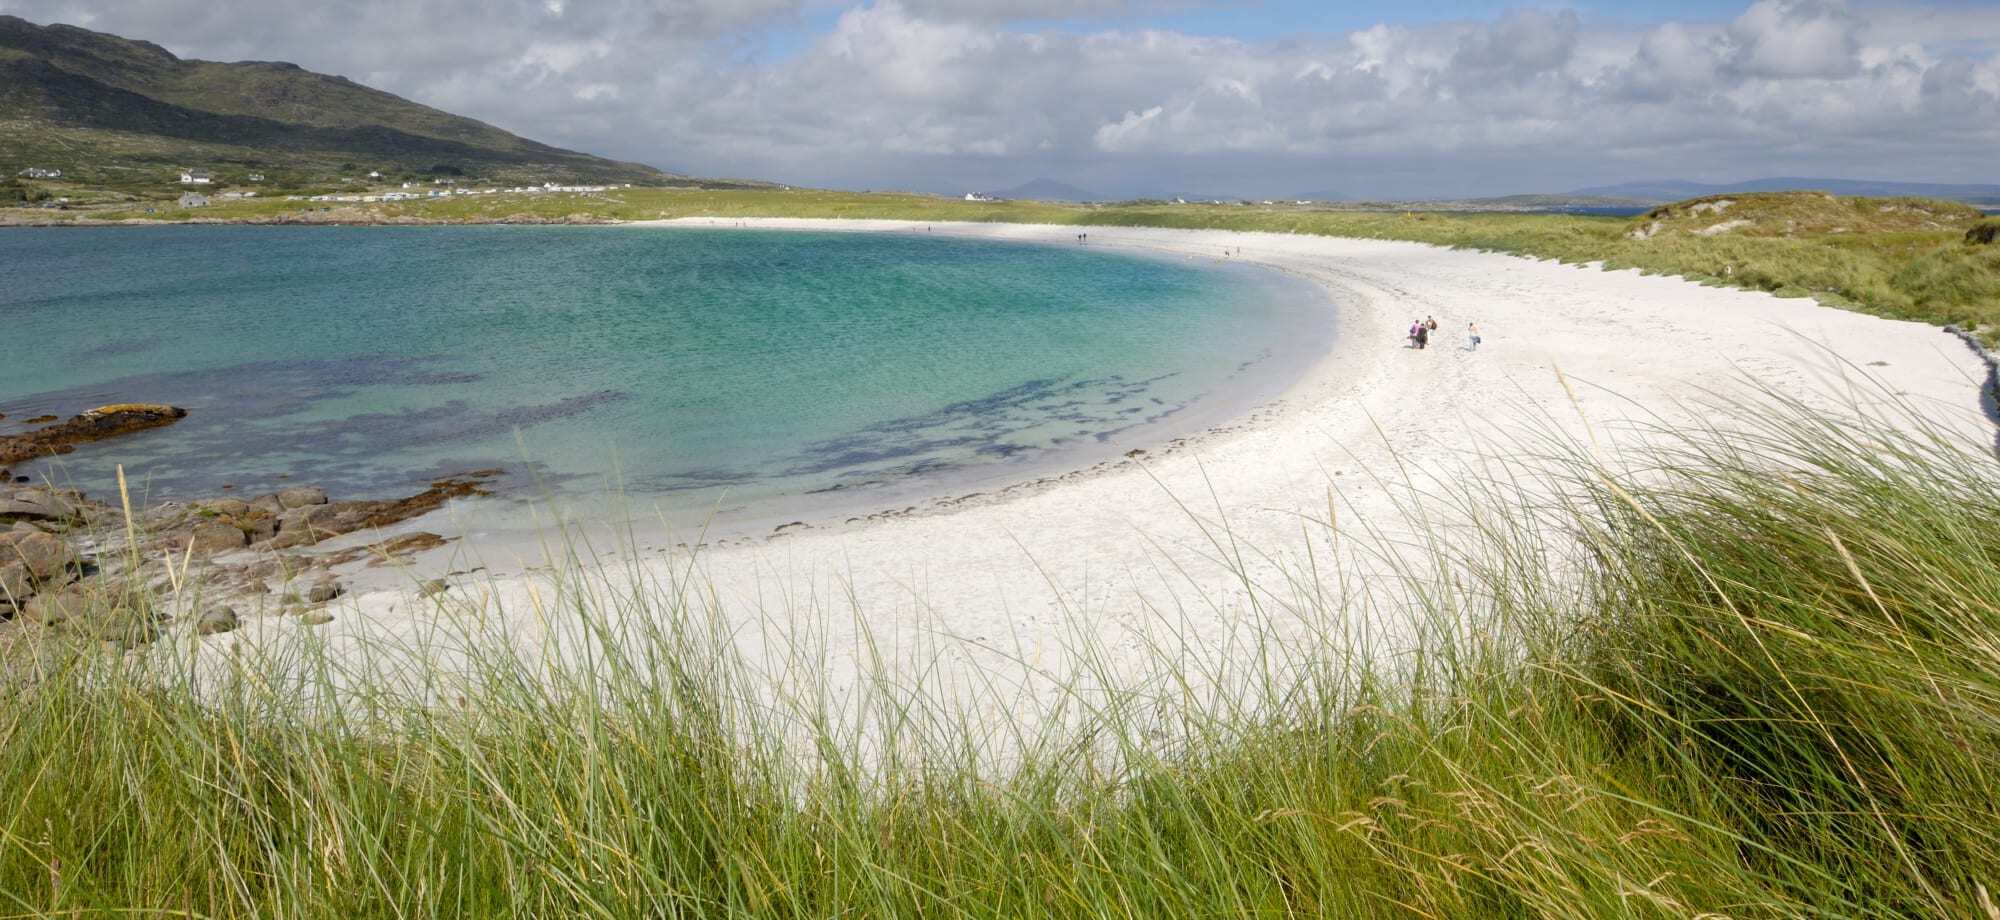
[221,219,1996,708]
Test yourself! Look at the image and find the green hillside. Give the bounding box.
[0,15,673,189]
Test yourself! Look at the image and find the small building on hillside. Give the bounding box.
[367,170,383,179]
[247,173,265,182]
[180,168,212,185]
[18,167,62,179]
[178,192,209,208]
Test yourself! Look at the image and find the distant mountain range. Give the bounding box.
[1569,177,2000,206]
[984,178,1102,201]
[978,180,1359,204]
[0,15,675,187]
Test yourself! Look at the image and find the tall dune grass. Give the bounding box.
[2,393,1998,917]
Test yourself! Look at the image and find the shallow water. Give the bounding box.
[2,226,1332,531]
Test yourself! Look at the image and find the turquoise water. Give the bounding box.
[1,226,1330,529]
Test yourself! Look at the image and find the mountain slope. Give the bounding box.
[0,15,670,186]
[1573,177,2000,206]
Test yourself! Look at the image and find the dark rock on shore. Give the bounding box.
[321,531,452,567]
[186,520,249,555]
[0,489,82,523]
[306,579,342,603]
[278,487,328,509]
[195,606,240,636]
[2,530,76,582]
[0,467,497,653]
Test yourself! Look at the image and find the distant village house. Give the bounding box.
[17,167,62,179]
[180,168,212,185]
[178,192,209,208]
[248,173,265,182]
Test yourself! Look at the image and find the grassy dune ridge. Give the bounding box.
[15,185,1998,341]
[2,388,1997,916]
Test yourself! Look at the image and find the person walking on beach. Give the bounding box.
[1467,322,1482,350]
[1409,320,1422,348]
[1415,322,1430,350]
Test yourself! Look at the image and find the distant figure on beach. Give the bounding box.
[1413,321,1430,350]
[1425,315,1439,334]
[1467,322,1481,350]
[1409,320,1422,348]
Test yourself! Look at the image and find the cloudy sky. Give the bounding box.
[5,0,1998,197]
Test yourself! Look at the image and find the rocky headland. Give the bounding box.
[1,405,490,651]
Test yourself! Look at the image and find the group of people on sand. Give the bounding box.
[1408,315,1481,351]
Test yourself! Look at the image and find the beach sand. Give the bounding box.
[206,219,1996,727]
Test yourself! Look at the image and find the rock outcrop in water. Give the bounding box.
[0,403,188,466]
[1,400,495,650]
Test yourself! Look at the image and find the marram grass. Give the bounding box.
[3,392,1999,918]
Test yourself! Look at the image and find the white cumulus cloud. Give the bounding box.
[2,0,1996,196]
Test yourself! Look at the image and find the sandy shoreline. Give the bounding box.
[204,219,1994,714]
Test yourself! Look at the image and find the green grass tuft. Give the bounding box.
[2,390,1996,916]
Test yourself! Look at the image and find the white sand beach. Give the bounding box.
[214,219,1996,718]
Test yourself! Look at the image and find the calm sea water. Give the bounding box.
[1,226,1330,531]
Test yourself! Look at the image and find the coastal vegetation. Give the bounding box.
[1,390,1996,916]
[9,185,1997,343]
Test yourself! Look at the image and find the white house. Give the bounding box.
[367,170,383,179]
[964,192,994,202]
[179,168,212,185]
[17,167,61,179]
[247,173,265,182]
